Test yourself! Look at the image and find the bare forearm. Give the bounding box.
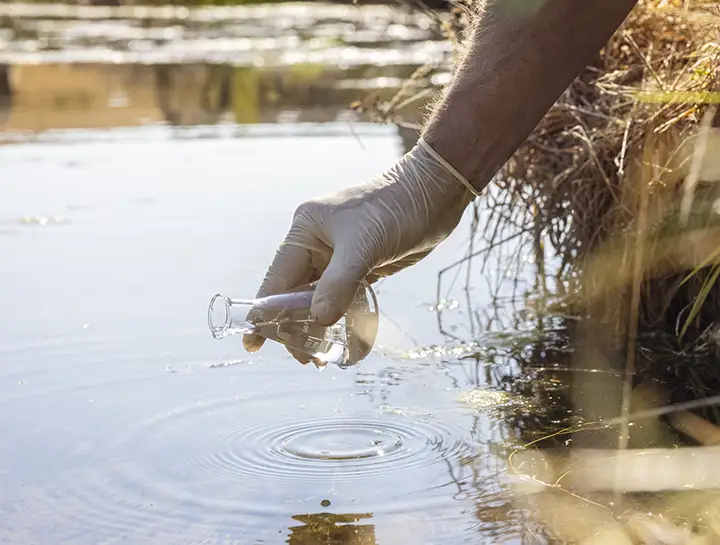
[422,0,639,193]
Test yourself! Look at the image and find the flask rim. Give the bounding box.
[208,293,231,339]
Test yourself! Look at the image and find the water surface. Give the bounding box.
[0,4,555,544]
[0,1,451,134]
[0,125,544,544]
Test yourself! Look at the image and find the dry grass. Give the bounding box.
[499,0,720,345]
[363,0,720,354]
[369,3,720,540]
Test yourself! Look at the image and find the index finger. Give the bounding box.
[242,235,315,353]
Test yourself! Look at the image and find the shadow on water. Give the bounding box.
[288,513,376,545]
[0,64,11,125]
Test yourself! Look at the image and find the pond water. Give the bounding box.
[0,124,543,544]
[0,1,452,134]
[3,3,703,545]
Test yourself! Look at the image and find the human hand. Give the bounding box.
[243,137,479,364]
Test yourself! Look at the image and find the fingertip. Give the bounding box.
[310,244,371,327]
[311,300,340,327]
[311,358,327,370]
[287,347,312,365]
[255,239,315,300]
[243,334,265,353]
[311,277,364,327]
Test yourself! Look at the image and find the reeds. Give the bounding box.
[370,0,720,352]
[499,0,720,345]
[363,2,720,541]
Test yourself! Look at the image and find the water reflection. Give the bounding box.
[288,513,375,545]
[155,63,231,126]
[0,64,10,125]
[0,1,451,138]
[0,61,432,134]
[441,310,720,542]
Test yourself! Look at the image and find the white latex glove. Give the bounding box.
[243,137,479,362]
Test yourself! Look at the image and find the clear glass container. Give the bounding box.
[207,280,379,368]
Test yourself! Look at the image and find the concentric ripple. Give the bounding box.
[184,414,471,483]
[0,372,494,543]
[279,421,403,460]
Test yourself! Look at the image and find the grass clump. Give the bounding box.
[372,0,720,352]
[496,0,720,346]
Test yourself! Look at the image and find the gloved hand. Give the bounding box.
[242,137,479,363]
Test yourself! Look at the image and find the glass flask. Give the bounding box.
[207,280,379,368]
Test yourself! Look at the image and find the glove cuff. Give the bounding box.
[416,137,481,199]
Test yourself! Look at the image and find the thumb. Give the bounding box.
[310,244,372,327]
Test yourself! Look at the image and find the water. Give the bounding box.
[0,125,540,544]
[0,4,559,544]
[0,2,451,136]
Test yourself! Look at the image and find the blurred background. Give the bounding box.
[0,0,453,138]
